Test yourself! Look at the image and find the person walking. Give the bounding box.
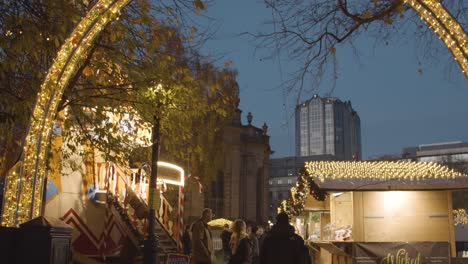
[257,225,268,256]
[221,223,232,264]
[191,208,214,264]
[247,225,259,264]
[182,224,191,256]
[260,212,310,264]
[229,219,252,264]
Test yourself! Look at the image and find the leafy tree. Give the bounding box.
[0,0,86,175]
[255,0,467,96]
[0,0,239,188]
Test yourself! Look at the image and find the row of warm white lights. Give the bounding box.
[3,0,130,226]
[404,0,467,76]
[423,0,468,52]
[20,2,117,223]
[151,161,185,187]
[304,161,466,181]
[419,10,467,64]
[420,6,467,50]
[410,1,467,51]
[411,0,468,51]
[105,161,185,190]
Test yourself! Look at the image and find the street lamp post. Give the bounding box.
[144,114,160,264]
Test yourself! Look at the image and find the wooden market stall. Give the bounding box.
[281,161,468,263]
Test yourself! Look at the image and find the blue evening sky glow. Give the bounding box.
[198,1,468,159]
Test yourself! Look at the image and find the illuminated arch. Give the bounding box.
[2,0,132,226]
[1,0,466,226]
[404,0,467,78]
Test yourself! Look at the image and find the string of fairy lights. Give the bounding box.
[305,160,466,182]
[1,0,466,226]
[279,161,467,217]
[454,209,468,226]
[404,0,468,78]
[278,170,311,217]
[1,0,132,227]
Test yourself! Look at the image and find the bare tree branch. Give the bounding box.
[254,0,466,98]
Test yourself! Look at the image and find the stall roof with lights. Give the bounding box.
[305,161,468,191]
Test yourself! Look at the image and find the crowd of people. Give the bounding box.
[181,208,311,264]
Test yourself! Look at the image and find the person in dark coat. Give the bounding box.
[182,224,191,256]
[221,223,232,264]
[257,225,269,256]
[229,219,252,264]
[260,212,310,264]
[247,225,259,264]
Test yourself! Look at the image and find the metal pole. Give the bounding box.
[41,177,48,216]
[144,114,160,264]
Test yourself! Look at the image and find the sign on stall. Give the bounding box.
[354,242,450,264]
[166,253,190,264]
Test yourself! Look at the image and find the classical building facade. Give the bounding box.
[184,110,271,224]
[220,110,271,224]
[295,94,361,160]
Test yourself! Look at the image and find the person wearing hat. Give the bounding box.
[260,212,310,264]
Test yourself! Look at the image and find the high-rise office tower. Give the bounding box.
[295,94,361,160]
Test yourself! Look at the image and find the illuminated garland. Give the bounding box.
[305,160,466,182]
[278,168,327,218]
[309,176,328,201]
[453,208,468,226]
[404,0,468,78]
[1,0,132,226]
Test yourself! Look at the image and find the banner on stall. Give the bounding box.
[353,241,450,264]
[166,253,190,264]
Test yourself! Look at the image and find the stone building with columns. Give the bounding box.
[221,110,271,224]
[184,109,271,224]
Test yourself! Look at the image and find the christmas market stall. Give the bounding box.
[279,161,468,263]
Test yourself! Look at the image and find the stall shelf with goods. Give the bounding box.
[280,161,468,263]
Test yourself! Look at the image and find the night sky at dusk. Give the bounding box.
[198,0,468,159]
